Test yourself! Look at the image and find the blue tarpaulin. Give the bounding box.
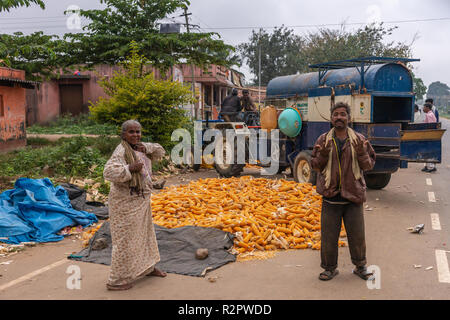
[0,178,98,244]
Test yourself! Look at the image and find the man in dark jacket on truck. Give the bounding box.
[220,88,241,122]
[311,101,376,281]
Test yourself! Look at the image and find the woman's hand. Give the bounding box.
[129,161,143,173]
[135,143,146,153]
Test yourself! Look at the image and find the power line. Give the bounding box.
[191,13,213,30]
[199,17,450,30]
[0,18,90,25]
[0,25,83,30]
[3,15,447,30]
[2,16,448,33]
[0,15,70,20]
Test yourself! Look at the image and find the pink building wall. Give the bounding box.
[27,65,123,125]
[0,67,27,152]
[26,64,264,124]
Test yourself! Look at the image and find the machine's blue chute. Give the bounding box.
[0,178,98,244]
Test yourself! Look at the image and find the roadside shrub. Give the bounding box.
[89,41,195,151]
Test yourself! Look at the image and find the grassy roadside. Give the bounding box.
[0,135,173,194]
[0,136,118,193]
[2,114,189,194]
[27,114,119,135]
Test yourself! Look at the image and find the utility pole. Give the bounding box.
[258,29,262,112]
[182,7,196,120]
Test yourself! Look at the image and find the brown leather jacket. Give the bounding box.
[311,130,376,204]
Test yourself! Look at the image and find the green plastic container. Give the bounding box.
[278,107,302,137]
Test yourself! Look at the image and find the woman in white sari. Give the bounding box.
[103,120,167,290]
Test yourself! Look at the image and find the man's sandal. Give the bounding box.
[319,269,339,281]
[353,267,374,280]
[106,283,133,291]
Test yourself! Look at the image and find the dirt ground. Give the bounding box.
[2,163,450,301]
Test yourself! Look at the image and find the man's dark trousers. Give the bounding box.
[320,200,367,271]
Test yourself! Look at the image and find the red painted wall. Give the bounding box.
[0,67,27,152]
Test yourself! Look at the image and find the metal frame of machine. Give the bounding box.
[197,57,445,189]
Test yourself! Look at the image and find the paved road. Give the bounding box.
[1,122,450,300]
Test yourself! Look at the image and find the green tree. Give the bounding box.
[427,81,450,96]
[427,81,450,107]
[238,26,304,86]
[0,31,71,81]
[1,0,236,80]
[239,23,414,85]
[412,73,427,101]
[64,0,235,71]
[89,42,194,149]
[0,0,45,12]
[300,24,411,71]
[0,0,75,81]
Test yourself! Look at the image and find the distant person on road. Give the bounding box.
[425,98,439,122]
[220,88,242,122]
[311,102,376,281]
[103,120,167,290]
[422,103,438,173]
[414,104,423,123]
[423,103,437,124]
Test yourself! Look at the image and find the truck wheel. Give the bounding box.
[293,151,317,184]
[364,173,391,189]
[213,137,245,178]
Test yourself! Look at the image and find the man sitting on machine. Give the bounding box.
[219,88,242,122]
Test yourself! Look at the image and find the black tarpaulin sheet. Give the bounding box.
[68,221,236,277]
[60,183,109,220]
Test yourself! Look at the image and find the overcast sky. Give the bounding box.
[1,0,449,88]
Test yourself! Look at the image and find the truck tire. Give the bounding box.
[213,136,245,178]
[364,173,391,189]
[293,151,317,185]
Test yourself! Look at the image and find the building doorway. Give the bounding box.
[59,84,83,116]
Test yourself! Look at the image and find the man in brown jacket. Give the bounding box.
[311,102,376,281]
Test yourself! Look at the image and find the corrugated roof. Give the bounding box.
[52,74,91,80]
[0,77,39,89]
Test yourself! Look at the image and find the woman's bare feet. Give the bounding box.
[147,267,167,277]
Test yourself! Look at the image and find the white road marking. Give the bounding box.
[0,259,68,292]
[426,178,432,186]
[428,192,436,202]
[435,250,450,283]
[430,213,442,230]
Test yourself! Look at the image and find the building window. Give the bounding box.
[0,95,4,117]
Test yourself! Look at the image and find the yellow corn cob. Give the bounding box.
[150,176,322,256]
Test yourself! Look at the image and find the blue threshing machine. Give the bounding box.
[199,57,445,189]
